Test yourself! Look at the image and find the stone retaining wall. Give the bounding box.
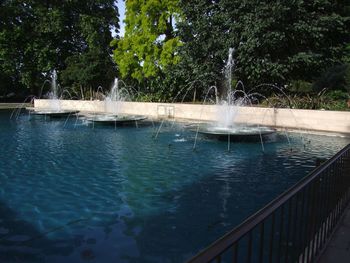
[34,99,350,135]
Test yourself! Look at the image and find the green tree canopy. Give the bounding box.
[177,0,350,96]
[112,0,182,87]
[60,0,119,93]
[176,0,229,97]
[0,0,119,96]
[61,49,117,95]
[224,0,350,86]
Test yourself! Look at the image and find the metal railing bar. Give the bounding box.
[312,178,322,261]
[298,188,306,261]
[321,172,328,238]
[314,202,350,263]
[259,222,265,263]
[301,184,311,263]
[322,168,331,247]
[306,181,316,263]
[290,193,299,262]
[247,231,253,263]
[328,163,336,238]
[268,213,275,263]
[186,144,350,263]
[278,205,285,263]
[285,200,292,263]
[232,242,238,263]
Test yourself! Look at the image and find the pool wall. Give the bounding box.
[33,99,350,134]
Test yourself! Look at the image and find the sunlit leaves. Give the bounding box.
[113,0,182,84]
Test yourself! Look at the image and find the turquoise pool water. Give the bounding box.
[0,110,349,262]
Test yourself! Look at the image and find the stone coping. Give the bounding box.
[33,99,350,135]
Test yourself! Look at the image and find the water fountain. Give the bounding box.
[83,78,147,126]
[189,48,276,148]
[31,70,79,118]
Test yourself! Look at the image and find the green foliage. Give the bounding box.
[343,44,350,64]
[176,0,229,96]
[61,50,116,95]
[1,0,350,105]
[60,0,119,93]
[228,0,349,86]
[262,90,349,111]
[325,90,349,101]
[134,93,163,103]
[289,80,313,94]
[312,64,349,92]
[318,90,349,110]
[176,0,350,92]
[0,0,119,96]
[346,67,350,93]
[113,0,182,86]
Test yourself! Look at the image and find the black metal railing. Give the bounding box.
[187,144,350,263]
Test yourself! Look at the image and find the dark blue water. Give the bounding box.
[0,110,348,263]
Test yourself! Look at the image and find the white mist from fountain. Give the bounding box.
[192,48,276,151]
[83,78,148,128]
[48,70,61,111]
[105,78,123,115]
[29,70,81,119]
[216,100,242,130]
[213,48,269,131]
[215,48,239,130]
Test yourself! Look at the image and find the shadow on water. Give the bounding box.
[0,201,100,263]
[1,111,348,263]
[115,148,317,263]
[0,149,311,263]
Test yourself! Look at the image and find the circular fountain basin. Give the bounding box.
[29,108,79,118]
[84,114,147,126]
[187,123,276,142]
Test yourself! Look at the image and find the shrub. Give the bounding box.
[345,64,350,93]
[312,64,349,92]
[324,90,349,101]
[289,80,313,93]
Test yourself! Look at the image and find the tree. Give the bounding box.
[61,0,119,93]
[224,0,350,87]
[176,0,350,95]
[112,0,182,87]
[176,0,230,97]
[61,49,117,96]
[0,1,34,95]
[0,0,119,97]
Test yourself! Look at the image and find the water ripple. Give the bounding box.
[0,112,349,263]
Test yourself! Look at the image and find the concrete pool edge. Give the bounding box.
[33,99,350,135]
[0,103,31,109]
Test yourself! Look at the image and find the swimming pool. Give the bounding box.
[0,110,348,262]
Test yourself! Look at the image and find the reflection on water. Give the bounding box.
[0,110,349,262]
